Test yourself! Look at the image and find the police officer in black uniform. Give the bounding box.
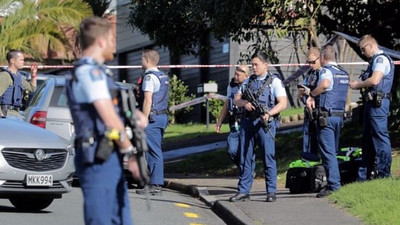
[215,65,249,167]
[0,50,37,117]
[350,35,394,180]
[66,17,143,225]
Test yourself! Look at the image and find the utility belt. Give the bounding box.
[74,130,118,164]
[361,90,390,107]
[149,109,168,122]
[151,109,168,115]
[228,112,244,132]
[316,108,345,128]
[1,105,20,111]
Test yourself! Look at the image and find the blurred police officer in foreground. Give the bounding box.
[349,35,394,181]
[231,52,287,202]
[136,49,169,196]
[0,50,37,117]
[307,45,349,198]
[298,47,321,161]
[66,16,143,225]
[215,64,249,167]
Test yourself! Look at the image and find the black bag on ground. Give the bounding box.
[337,147,362,184]
[285,159,327,194]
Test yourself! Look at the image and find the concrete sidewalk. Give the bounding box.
[164,175,364,225]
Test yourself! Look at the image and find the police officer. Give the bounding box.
[66,17,142,225]
[230,52,287,202]
[307,45,349,198]
[136,49,169,195]
[298,47,321,161]
[0,50,37,117]
[215,65,249,167]
[349,35,394,180]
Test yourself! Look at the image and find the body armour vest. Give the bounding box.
[228,78,244,129]
[316,65,349,112]
[360,52,394,94]
[138,70,169,113]
[0,68,24,107]
[66,58,122,143]
[246,73,279,111]
[301,69,319,105]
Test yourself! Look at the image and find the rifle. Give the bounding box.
[242,89,275,140]
[119,86,151,209]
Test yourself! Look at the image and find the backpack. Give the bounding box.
[337,147,363,184]
[285,159,327,194]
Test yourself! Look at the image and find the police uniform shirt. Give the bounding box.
[72,61,110,103]
[318,62,336,92]
[238,73,287,98]
[142,67,161,93]
[372,50,391,77]
[226,85,233,97]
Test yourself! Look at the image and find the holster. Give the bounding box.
[95,135,114,162]
[318,110,328,128]
[304,108,317,121]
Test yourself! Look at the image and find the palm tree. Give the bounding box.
[0,0,92,63]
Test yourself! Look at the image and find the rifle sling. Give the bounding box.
[248,74,272,100]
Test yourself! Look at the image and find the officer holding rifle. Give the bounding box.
[231,51,287,203]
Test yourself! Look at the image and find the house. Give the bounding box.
[114,1,366,123]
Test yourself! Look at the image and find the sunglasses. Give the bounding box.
[360,43,369,52]
[235,68,246,73]
[306,57,319,64]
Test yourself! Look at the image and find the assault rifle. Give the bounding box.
[242,88,275,140]
[118,85,151,209]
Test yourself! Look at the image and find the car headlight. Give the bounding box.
[67,144,75,156]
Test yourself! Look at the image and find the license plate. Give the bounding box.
[26,175,53,186]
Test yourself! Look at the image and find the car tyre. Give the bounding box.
[9,196,54,211]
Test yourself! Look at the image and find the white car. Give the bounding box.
[0,117,75,211]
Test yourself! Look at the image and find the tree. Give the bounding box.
[168,74,195,124]
[128,0,322,58]
[0,0,92,63]
[128,1,400,127]
[83,0,112,17]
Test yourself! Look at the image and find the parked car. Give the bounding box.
[24,75,74,142]
[24,75,139,184]
[0,117,75,211]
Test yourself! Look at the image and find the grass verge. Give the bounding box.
[329,178,400,225]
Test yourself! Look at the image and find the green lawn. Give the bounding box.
[164,123,230,142]
[280,107,304,117]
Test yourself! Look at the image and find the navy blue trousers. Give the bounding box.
[227,130,240,167]
[75,150,133,225]
[302,115,319,161]
[237,117,277,194]
[317,116,343,191]
[145,114,168,185]
[358,99,392,180]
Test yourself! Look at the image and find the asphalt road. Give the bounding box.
[0,187,225,225]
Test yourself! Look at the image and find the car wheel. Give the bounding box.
[9,196,54,211]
